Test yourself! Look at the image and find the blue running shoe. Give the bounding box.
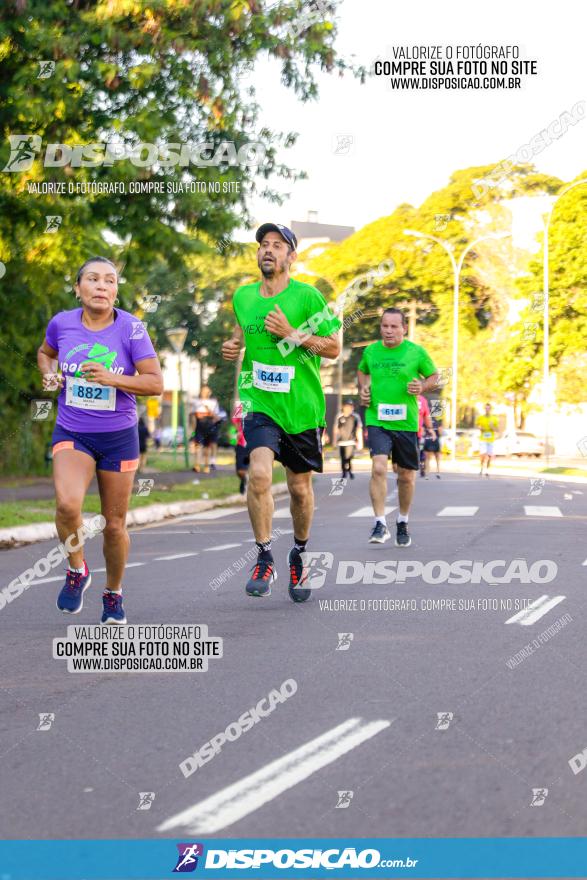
[101,591,127,624]
[245,559,276,597]
[56,562,91,614]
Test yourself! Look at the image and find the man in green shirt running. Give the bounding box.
[222,223,341,601]
[358,308,438,547]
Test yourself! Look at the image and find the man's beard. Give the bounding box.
[259,258,285,278]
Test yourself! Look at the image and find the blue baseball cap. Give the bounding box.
[255,223,297,250]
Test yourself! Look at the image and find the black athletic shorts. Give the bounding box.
[424,438,440,453]
[367,425,419,470]
[194,417,215,447]
[235,445,250,472]
[243,411,323,474]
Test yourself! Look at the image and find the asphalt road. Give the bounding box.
[0,468,586,841]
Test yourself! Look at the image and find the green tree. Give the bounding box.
[0,0,362,472]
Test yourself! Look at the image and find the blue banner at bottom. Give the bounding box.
[1,838,587,879]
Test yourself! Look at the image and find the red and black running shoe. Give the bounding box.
[245,558,276,597]
[287,549,312,604]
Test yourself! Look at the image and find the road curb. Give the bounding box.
[0,483,289,550]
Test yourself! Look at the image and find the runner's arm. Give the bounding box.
[407,372,440,395]
[222,324,244,361]
[295,330,340,360]
[355,415,364,451]
[37,340,64,389]
[264,305,340,359]
[357,369,371,405]
[423,410,435,437]
[81,356,163,395]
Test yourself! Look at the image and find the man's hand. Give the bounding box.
[407,379,423,396]
[222,338,242,361]
[359,384,371,406]
[264,304,293,340]
[42,372,64,391]
[79,362,113,386]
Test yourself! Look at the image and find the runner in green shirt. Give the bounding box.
[222,223,341,601]
[358,308,438,547]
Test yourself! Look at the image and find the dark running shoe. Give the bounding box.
[246,559,276,597]
[101,591,127,624]
[56,562,91,614]
[287,549,312,604]
[369,522,390,544]
[395,521,411,547]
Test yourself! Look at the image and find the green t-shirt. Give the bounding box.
[233,278,341,434]
[358,339,436,431]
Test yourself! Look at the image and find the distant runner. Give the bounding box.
[358,308,438,546]
[477,402,499,477]
[37,256,163,624]
[191,385,220,473]
[222,222,341,601]
[424,409,442,479]
[332,400,363,480]
[417,395,433,478]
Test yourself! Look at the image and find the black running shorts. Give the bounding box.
[367,425,419,470]
[235,445,250,472]
[243,412,323,474]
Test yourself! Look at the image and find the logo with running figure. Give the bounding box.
[136,791,155,810]
[530,788,548,806]
[37,713,55,731]
[435,712,453,731]
[239,370,253,390]
[173,843,204,872]
[335,790,354,808]
[299,551,334,588]
[3,134,42,171]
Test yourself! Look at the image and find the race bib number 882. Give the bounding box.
[65,376,116,411]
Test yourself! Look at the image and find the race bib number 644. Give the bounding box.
[252,361,295,393]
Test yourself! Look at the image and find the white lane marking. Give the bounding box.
[24,575,66,586]
[156,717,391,835]
[180,507,246,521]
[505,595,566,626]
[437,506,479,517]
[26,566,107,586]
[134,530,201,535]
[348,506,396,518]
[524,506,562,517]
[26,563,146,588]
[564,493,573,500]
[155,552,199,561]
[203,543,241,552]
[582,559,587,566]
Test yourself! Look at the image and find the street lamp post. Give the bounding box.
[166,327,190,469]
[403,229,509,461]
[542,179,587,465]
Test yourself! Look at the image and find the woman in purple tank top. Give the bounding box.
[37,257,163,625]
